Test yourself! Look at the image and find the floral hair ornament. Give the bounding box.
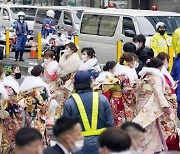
[4,65,12,77]
[123,61,130,66]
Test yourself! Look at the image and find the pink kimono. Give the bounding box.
[133,67,170,154]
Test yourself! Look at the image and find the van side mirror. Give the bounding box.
[124,30,135,37]
[3,16,10,20]
[64,19,72,26]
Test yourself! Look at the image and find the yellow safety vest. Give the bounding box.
[72,92,105,137]
[150,32,172,55]
[172,28,180,55]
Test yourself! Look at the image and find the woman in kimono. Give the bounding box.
[157,52,179,151]
[58,42,81,107]
[133,57,170,153]
[18,65,50,147]
[42,51,61,126]
[79,47,100,79]
[110,52,138,126]
[2,65,22,153]
[0,66,9,154]
[94,61,117,100]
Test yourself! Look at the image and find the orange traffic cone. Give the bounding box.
[30,41,37,59]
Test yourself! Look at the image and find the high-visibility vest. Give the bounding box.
[72,92,105,137]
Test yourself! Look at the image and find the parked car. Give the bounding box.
[79,8,180,63]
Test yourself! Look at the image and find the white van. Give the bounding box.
[33,6,87,40]
[79,9,180,63]
[0,5,38,35]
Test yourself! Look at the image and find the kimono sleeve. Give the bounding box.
[153,77,169,108]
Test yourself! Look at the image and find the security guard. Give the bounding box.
[13,12,29,61]
[172,28,180,55]
[41,10,55,39]
[150,22,172,55]
[63,70,114,154]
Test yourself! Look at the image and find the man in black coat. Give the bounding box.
[44,117,83,154]
[133,34,154,67]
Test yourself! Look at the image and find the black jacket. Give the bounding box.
[136,45,154,66]
[44,144,65,154]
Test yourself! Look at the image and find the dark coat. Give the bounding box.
[136,45,154,66]
[63,90,114,154]
[171,54,180,102]
[44,144,65,154]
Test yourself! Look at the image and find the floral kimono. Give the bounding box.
[133,67,170,154]
[44,60,62,125]
[161,66,179,150]
[109,75,136,126]
[18,76,50,147]
[0,82,9,154]
[2,76,22,153]
[95,65,137,126]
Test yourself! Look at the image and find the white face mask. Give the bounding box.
[132,61,139,69]
[131,148,143,154]
[81,55,88,62]
[44,58,51,64]
[64,49,71,56]
[70,139,84,153]
[164,62,169,69]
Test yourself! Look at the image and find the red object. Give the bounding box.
[152,5,157,11]
[166,134,180,151]
[109,2,114,8]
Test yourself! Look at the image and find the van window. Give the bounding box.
[64,11,73,25]
[136,16,180,36]
[3,9,9,17]
[35,9,61,25]
[122,17,135,34]
[10,7,37,21]
[81,14,119,37]
[99,16,119,36]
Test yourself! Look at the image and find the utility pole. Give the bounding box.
[139,0,141,10]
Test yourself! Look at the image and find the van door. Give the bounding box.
[120,16,136,44]
[2,8,10,28]
[62,10,74,35]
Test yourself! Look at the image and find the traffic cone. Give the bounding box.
[30,41,37,59]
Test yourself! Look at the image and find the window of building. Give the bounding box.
[122,17,135,34]
[81,14,119,36]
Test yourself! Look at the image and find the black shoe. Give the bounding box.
[14,59,18,62]
[19,59,24,61]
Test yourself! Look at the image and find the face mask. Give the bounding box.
[65,49,71,56]
[19,16,24,20]
[164,62,169,69]
[132,61,139,69]
[44,58,51,64]
[15,73,21,79]
[158,30,165,35]
[131,148,143,154]
[70,139,84,153]
[81,55,88,62]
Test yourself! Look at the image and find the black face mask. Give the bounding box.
[158,30,165,35]
[15,73,21,79]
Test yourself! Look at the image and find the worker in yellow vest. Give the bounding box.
[63,70,114,154]
[150,22,172,55]
[172,28,180,55]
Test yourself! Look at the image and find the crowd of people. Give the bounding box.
[0,21,180,154]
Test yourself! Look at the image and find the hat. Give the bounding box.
[74,71,91,85]
[156,22,166,29]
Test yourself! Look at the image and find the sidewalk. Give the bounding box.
[0,52,41,75]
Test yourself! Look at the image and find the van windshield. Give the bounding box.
[73,10,83,24]
[10,7,37,21]
[136,16,180,36]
